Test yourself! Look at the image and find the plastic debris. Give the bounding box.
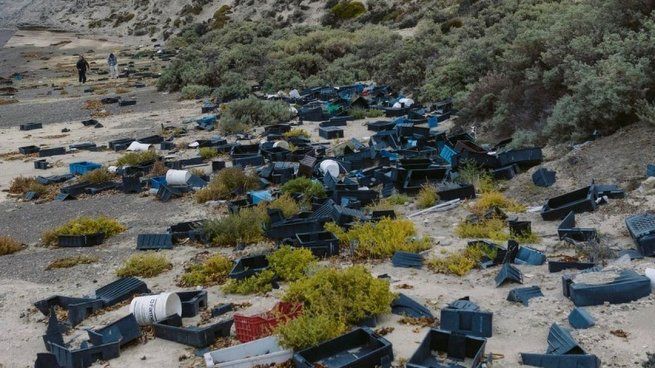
[568,307,595,329]
[507,286,544,306]
[440,297,492,338]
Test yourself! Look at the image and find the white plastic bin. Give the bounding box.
[204,336,292,368]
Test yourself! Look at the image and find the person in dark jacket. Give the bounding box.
[76,55,90,84]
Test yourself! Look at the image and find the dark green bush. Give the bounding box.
[218,97,294,134]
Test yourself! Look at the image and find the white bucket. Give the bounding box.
[129,292,182,326]
[319,159,339,178]
[166,169,191,185]
[127,142,152,151]
[645,268,655,289]
[273,140,290,150]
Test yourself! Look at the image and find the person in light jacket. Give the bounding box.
[107,53,118,78]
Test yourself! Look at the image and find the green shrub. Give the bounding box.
[276,314,347,351]
[218,97,294,134]
[222,269,276,294]
[204,206,268,246]
[46,255,98,270]
[42,216,126,246]
[196,167,259,203]
[269,193,300,218]
[348,108,384,120]
[283,266,394,322]
[283,128,310,139]
[325,218,431,259]
[78,168,115,184]
[416,185,438,209]
[199,147,219,160]
[179,254,232,286]
[212,72,249,102]
[0,236,23,256]
[181,84,212,100]
[331,1,366,20]
[268,246,316,282]
[116,253,172,278]
[116,151,159,166]
[280,177,326,199]
[427,244,497,276]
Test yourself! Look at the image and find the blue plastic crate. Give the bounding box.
[439,144,457,164]
[150,176,166,189]
[69,161,102,175]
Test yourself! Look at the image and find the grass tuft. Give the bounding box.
[178,254,232,287]
[196,167,260,203]
[78,168,115,184]
[471,191,526,214]
[426,244,497,276]
[42,216,126,246]
[0,236,24,256]
[416,185,439,209]
[269,193,300,218]
[222,269,276,295]
[199,147,219,160]
[116,151,159,166]
[116,253,172,278]
[204,206,268,246]
[325,218,431,259]
[46,255,99,270]
[280,177,326,199]
[283,128,310,139]
[9,176,48,195]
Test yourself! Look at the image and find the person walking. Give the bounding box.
[76,55,90,84]
[107,53,118,78]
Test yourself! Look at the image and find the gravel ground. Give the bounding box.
[0,29,15,48]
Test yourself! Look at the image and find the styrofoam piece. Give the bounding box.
[645,268,655,289]
[166,169,191,185]
[319,159,340,178]
[129,292,182,326]
[127,141,152,151]
[204,336,293,368]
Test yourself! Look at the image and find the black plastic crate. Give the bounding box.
[402,168,449,193]
[294,231,340,257]
[136,234,173,250]
[119,99,137,106]
[154,314,233,348]
[319,126,344,140]
[57,233,105,247]
[34,296,104,327]
[440,298,492,338]
[39,147,66,157]
[293,328,393,368]
[498,147,543,169]
[137,134,163,144]
[19,145,40,154]
[233,155,265,167]
[229,255,268,280]
[407,329,487,368]
[94,277,150,306]
[437,183,476,201]
[85,181,119,195]
[108,138,135,151]
[177,290,208,318]
[60,182,94,196]
[625,213,655,256]
[34,159,49,170]
[20,122,43,131]
[558,212,597,241]
[541,186,597,221]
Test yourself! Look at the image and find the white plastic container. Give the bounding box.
[645,268,655,289]
[126,141,152,151]
[204,336,293,368]
[273,140,290,150]
[129,292,182,326]
[166,169,191,185]
[319,159,340,178]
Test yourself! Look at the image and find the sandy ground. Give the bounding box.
[0,30,654,368]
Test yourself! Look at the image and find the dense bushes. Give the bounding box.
[160,0,655,142]
[218,97,294,134]
[42,216,126,246]
[195,167,259,203]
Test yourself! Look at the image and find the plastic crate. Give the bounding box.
[541,186,597,221]
[19,145,40,154]
[234,302,302,343]
[70,161,102,175]
[407,329,486,368]
[625,213,655,256]
[293,327,393,368]
[150,176,166,189]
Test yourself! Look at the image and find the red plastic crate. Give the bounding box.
[234,302,303,342]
